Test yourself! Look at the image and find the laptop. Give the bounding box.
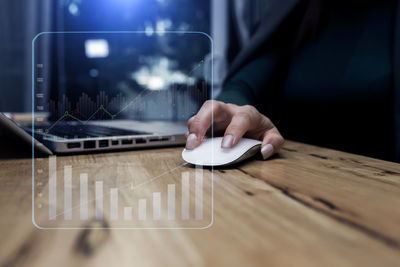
[0,112,187,155]
[8,32,213,155]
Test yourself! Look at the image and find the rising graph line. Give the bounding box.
[43,60,205,134]
[44,89,150,133]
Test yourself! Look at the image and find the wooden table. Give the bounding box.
[0,141,400,267]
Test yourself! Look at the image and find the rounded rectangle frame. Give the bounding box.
[31,31,214,230]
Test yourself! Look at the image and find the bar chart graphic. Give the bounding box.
[33,156,213,229]
[31,32,214,229]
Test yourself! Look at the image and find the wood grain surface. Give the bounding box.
[0,141,399,267]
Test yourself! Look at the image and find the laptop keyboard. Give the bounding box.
[30,124,149,139]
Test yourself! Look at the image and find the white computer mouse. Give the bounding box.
[182,137,262,167]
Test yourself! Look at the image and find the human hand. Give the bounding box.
[185,100,284,159]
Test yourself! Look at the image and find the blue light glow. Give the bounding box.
[84,39,109,58]
[68,3,79,16]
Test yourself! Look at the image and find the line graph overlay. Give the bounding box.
[43,59,205,134]
[32,31,215,230]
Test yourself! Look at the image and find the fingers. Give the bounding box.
[260,127,285,159]
[186,101,284,160]
[221,105,263,148]
[186,100,230,150]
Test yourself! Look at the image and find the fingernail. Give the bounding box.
[221,134,234,148]
[261,144,274,159]
[186,133,197,150]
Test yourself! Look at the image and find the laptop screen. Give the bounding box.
[33,32,212,126]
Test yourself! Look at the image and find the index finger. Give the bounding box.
[186,100,230,149]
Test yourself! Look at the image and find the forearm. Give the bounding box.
[217,48,282,106]
[217,80,255,105]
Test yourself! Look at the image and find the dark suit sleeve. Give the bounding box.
[217,47,283,106]
[216,0,302,106]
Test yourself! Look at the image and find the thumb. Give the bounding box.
[260,127,284,159]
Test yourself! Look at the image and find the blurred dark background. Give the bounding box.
[0,0,270,114]
[1,0,398,162]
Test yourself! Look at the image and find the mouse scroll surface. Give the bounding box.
[182,137,262,167]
